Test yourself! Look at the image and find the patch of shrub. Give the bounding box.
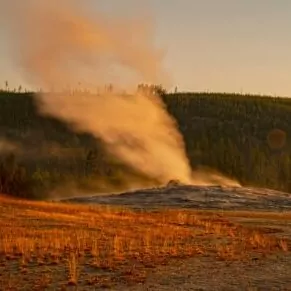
[0,154,49,200]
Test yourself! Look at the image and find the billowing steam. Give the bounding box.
[1,0,240,187]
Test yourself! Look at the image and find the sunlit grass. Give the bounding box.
[0,194,289,289]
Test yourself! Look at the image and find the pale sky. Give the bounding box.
[1,0,291,96]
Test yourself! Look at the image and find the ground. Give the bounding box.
[64,185,291,211]
[2,185,291,290]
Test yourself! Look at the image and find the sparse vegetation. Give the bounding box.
[0,195,289,289]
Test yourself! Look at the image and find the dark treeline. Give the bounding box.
[1,89,291,199]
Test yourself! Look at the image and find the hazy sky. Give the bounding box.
[1,0,291,96]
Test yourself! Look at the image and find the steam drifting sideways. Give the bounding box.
[1,0,240,187]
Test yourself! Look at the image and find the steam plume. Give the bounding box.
[1,0,239,186]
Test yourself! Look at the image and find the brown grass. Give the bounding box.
[0,194,289,290]
[197,209,291,221]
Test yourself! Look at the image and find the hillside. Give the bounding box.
[1,90,291,198]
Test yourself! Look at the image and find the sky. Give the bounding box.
[1,0,291,96]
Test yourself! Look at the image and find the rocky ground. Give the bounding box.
[65,183,291,212]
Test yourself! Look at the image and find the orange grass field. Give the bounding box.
[0,194,290,290]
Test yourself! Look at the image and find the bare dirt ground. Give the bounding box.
[2,185,291,290]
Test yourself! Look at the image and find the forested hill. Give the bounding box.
[163,92,291,191]
[1,90,291,198]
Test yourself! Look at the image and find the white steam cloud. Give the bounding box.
[1,0,240,187]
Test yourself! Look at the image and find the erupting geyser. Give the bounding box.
[1,0,240,188]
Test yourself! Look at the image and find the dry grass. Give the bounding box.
[0,194,290,290]
[197,209,291,221]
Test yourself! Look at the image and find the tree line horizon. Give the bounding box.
[0,86,291,199]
